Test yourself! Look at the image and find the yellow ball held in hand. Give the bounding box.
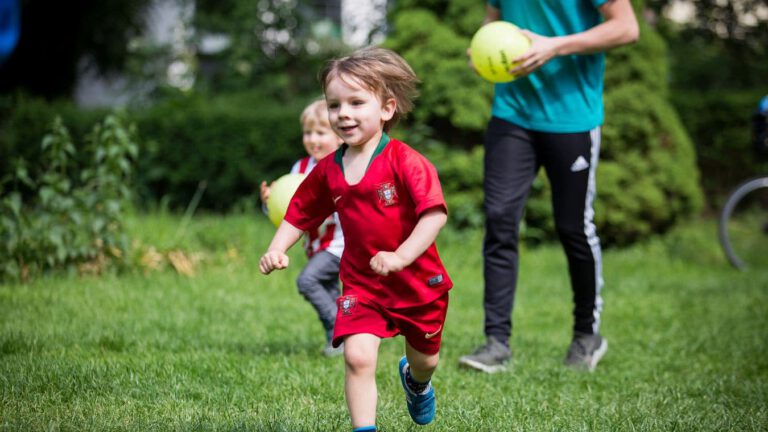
[470,21,531,83]
[266,173,306,228]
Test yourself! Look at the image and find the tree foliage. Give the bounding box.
[646,0,768,202]
[192,0,346,98]
[647,0,768,90]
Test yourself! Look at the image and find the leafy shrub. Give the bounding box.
[1,92,309,213]
[0,94,109,186]
[670,88,768,204]
[598,84,704,245]
[420,141,485,229]
[130,91,309,211]
[604,19,668,98]
[0,114,137,281]
[385,8,491,137]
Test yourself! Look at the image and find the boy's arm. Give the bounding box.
[259,220,304,275]
[369,208,447,276]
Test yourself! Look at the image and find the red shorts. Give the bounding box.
[332,292,449,355]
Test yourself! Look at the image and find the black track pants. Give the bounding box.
[482,117,604,343]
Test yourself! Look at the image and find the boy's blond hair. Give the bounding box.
[300,98,331,128]
[320,47,419,132]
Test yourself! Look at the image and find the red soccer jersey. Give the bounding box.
[284,134,453,309]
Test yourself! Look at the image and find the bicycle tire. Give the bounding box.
[718,176,768,270]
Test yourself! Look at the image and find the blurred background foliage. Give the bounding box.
[645,0,768,199]
[1,0,767,277]
[0,0,154,98]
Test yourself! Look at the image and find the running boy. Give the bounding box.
[260,99,345,357]
[259,47,453,430]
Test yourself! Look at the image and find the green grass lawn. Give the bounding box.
[1,213,767,431]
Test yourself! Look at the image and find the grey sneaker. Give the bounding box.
[323,340,344,357]
[564,332,608,371]
[458,337,512,373]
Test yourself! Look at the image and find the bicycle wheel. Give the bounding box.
[718,176,768,270]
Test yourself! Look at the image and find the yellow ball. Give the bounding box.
[266,173,306,228]
[470,21,531,83]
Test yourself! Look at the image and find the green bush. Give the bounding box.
[0,114,137,281]
[385,8,491,137]
[0,94,109,184]
[670,88,768,204]
[1,92,312,213]
[604,19,668,97]
[598,84,704,245]
[420,141,485,229]
[130,91,310,211]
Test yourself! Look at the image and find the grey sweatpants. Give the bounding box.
[296,250,341,338]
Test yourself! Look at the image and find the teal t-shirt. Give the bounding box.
[487,0,607,133]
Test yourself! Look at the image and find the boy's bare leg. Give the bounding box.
[405,341,439,382]
[344,333,381,428]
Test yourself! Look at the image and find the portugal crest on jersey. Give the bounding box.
[376,182,398,206]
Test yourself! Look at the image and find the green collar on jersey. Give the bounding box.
[334,132,390,174]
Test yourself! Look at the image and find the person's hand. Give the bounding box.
[260,181,271,203]
[370,251,407,276]
[260,250,289,274]
[509,30,561,77]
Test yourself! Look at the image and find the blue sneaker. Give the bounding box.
[398,356,435,425]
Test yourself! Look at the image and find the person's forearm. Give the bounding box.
[549,0,639,55]
[484,0,638,55]
[266,220,304,253]
[551,20,638,55]
[483,4,500,25]
[395,209,447,265]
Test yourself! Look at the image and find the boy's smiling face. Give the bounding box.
[302,120,342,161]
[325,74,396,150]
